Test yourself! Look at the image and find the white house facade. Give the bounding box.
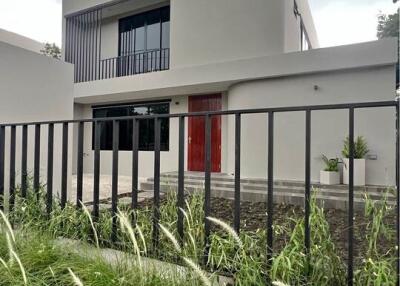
[60,0,398,188]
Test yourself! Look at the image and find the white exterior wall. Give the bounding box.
[0,28,44,54]
[170,0,286,68]
[71,39,397,187]
[72,39,395,104]
[0,41,74,198]
[63,0,114,15]
[73,93,229,180]
[63,0,318,68]
[226,66,396,185]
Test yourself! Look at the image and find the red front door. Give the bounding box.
[188,94,222,172]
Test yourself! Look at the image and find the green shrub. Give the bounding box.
[3,180,397,285]
[270,191,346,285]
[322,155,340,172]
[342,136,369,159]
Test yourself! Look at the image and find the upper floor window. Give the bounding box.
[118,6,170,75]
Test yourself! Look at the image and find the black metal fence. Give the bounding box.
[0,100,399,286]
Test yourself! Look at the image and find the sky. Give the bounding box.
[0,0,398,48]
[309,0,399,47]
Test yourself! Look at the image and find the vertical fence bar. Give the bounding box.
[77,122,84,207]
[34,124,41,198]
[204,115,212,265]
[98,9,102,81]
[70,18,74,63]
[65,19,70,62]
[132,119,139,216]
[93,121,101,219]
[79,14,84,82]
[348,107,355,286]
[266,112,274,265]
[9,126,16,214]
[177,116,185,244]
[133,29,136,74]
[47,123,54,215]
[159,15,163,71]
[234,113,241,233]
[84,12,89,82]
[77,15,81,82]
[91,11,95,81]
[21,125,28,198]
[61,123,68,208]
[111,120,119,242]
[73,16,78,82]
[94,11,98,80]
[305,110,311,256]
[153,118,161,252]
[0,126,5,211]
[128,30,131,75]
[396,99,400,286]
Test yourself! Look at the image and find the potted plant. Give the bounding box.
[342,136,369,186]
[320,155,340,185]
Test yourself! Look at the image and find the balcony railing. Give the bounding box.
[65,8,170,83]
[99,48,170,80]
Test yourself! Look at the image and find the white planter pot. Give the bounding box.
[320,171,340,185]
[343,158,366,186]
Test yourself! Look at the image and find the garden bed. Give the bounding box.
[135,192,396,269]
[4,185,398,285]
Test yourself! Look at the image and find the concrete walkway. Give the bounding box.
[57,238,233,285]
[70,174,153,205]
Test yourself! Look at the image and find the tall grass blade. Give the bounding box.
[68,268,84,286]
[0,257,9,270]
[118,211,142,267]
[135,224,147,255]
[6,233,14,263]
[49,266,55,278]
[10,249,27,285]
[206,216,243,248]
[182,257,212,286]
[0,210,15,243]
[272,282,290,286]
[80,201,99,248]
[159,223,181,253]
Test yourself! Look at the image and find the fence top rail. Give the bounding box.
[0,100,397,127]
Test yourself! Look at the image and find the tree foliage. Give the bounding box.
[377,10,399,90]
[40,43,61,59]
[377,11,399,39]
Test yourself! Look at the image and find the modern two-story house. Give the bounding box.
[62,0,397,188]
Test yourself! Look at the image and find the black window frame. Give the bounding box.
[300,21,311,51]
[294,0,312,51]
[118,6,170,53]
[92,101,170,152]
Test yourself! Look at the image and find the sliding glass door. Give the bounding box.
[118,6,170,76]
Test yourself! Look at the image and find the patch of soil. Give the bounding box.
[136,195,396,265]
[208,197,396,265]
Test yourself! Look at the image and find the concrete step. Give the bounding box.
[144,178,395,200]
[141,175,395,211]
[157,172,390,193]
[141,181,395,210]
